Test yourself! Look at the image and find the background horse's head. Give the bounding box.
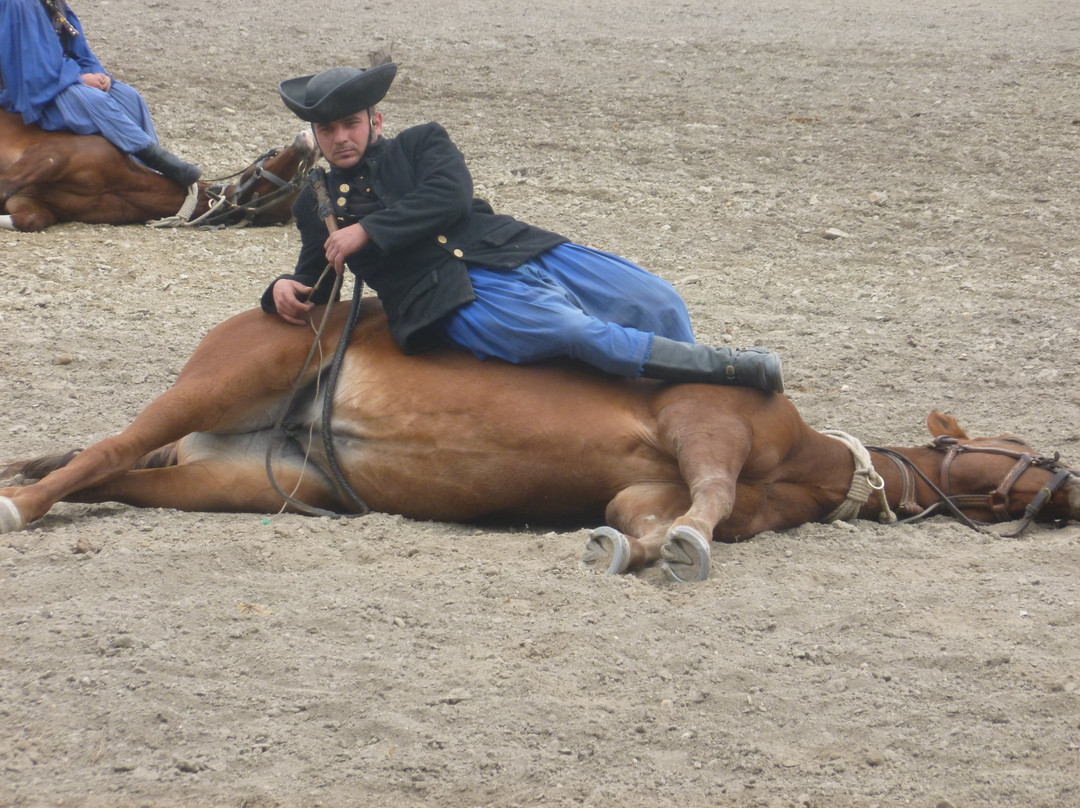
[922,410,1080,529]
[188,130,318,228]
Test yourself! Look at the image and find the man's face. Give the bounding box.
[312,110,381,169]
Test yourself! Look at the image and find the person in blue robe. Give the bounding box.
[0,0,200,187]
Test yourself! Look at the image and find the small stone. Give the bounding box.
[73,536,100,555]
[53,353,74,365]
[822,228,850,239]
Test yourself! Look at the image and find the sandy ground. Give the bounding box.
[2,0,1080,806]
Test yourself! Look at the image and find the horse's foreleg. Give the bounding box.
[654,412,755,582]
[582,482,691,574]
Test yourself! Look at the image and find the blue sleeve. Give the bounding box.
[63,7,107,75]
[0,0,86,121]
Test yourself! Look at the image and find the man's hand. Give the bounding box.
[80,73,111,92]
[272,279,315,325]
[324,222,370,274]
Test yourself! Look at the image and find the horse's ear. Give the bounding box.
[369,47,394,68]
[927,409,969,440]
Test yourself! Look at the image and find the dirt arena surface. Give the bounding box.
[2,0,1080,806]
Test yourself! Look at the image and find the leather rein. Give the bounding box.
[263,168,371,519]
[867,436,1077,537]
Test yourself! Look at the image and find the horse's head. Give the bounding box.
[919,409,1080,530]
[191,130,318,228]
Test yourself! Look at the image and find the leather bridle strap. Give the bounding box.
[939,443,1035,519]
[868,442,1076,537]
[867,446,987,532]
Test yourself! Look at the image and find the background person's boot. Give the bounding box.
[134,143,202,188]
[641,336,784,393]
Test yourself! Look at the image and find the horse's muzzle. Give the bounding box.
[294,129,316,156]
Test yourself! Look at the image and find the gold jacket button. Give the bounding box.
[339,183,350,193]
[437,235,448,244]
[336,197,347,206]
[453,249,464,258]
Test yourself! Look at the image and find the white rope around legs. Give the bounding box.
[822,430,897,524]
[147,182,200,228]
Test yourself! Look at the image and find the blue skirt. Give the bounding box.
[37,81,157,154]
[440,243,695,377]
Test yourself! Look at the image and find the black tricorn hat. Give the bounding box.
[278,63,397,123]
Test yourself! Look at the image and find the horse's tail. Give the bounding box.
[1,444,179,482]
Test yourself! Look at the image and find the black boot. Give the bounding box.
[134,143,202,188]
[641,336,784,394]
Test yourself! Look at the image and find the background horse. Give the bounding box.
[0,109,316,231]
[3,300,1076,582]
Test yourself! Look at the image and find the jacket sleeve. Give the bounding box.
[359,123,475,256]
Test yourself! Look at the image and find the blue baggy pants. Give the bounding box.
[440,243,695,377]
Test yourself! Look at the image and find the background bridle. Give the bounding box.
[868,435,1077,537]
[187,146,319,228]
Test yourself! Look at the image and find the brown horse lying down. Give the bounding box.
[2,300,1077,581]
[0,109,316,231]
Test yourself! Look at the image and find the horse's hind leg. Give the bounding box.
[0,387,236,530]
[0,311,335,532]
[63,455,340,516]
[0,145,72,216]
[1,195,57,232]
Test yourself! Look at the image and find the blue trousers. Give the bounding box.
[440,243,695,377]
[37,80,157,154]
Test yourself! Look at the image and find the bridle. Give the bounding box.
[868,435,1077,537]
[184,146,319,229]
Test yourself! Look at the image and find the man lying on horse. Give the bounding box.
[261,62,785,391]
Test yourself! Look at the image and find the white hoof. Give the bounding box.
[582,526,632,575]
[0,496,24,533]
[0,215,16,231]
[661,526,711,582]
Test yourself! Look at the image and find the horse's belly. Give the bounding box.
[331,437,626,523]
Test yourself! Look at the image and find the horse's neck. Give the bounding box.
[866,445,942,515]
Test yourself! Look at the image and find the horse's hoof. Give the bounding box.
[0,496,24,533]
[661,526,711,582]
[582,526,631,575]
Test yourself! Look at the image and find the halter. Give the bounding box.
[868,436,1077,537]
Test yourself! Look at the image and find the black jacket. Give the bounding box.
[261,121,567,354]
